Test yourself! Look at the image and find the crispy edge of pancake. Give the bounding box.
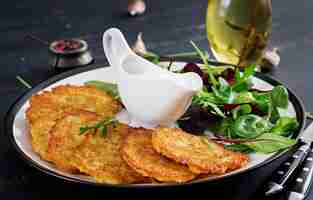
[28,117,57,161]
[70,123,147,184]
[151,128,249,174]
[26,91,60,124]
[51,85,122,117]
[47,110,102,172]
[121,128,196,183]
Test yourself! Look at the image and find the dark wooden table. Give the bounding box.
[1,0,313,199]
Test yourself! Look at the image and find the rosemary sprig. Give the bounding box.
[79,117,117,137]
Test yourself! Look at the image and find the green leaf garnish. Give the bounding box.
[212,77,234,104]
[232,64,256,92]
[190,40,218,86]
[267,85,289,122]
[244,133,297,154]
[85,81,119,99]
[271,85,289,109]
[79,117,117,137]
[271,117,299,136]
[231,104,252,120]
[232,114,273,139]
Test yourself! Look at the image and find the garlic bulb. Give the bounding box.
[128,0,146,16]
[260,47,280,72]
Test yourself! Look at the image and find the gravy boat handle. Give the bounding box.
[102,28,133,68]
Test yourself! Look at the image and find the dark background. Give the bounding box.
[1,0,313,199]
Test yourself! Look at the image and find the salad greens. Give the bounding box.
[188,43,299,154]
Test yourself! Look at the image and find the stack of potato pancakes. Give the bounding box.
[26,85,248,184]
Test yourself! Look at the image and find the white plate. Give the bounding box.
[8,63,303,186]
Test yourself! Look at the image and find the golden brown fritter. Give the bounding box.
[151,128,249,175]
[26,85,121,123]
[122,128,196,183]
[26,85,122,163]
[51,85,121,117]
[70,123,147,184]
[47,110,101,172]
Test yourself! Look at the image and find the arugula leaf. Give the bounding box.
[232,114,273,139]
[271,117,299,136]
[193,90,221,105]
[268,85,289,122]
[271,85,289,109]
[192,90,226,118]
[212,77,234,104]
[232,104,252,120]
[245,133,297,153]
[242,64,256,80]
[85,80,119,99]
[232,80,252,92]
[232,64,256,92]
[190,41,218,86]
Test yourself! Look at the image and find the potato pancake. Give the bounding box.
[51,85,121,117]
[25,85,122,164]
[26,92,71,160]
[152,128,249,174]
[122,128,196,183]
[70,123,146,184]
[47,111,101,172]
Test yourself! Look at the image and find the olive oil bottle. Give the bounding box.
[206,0,272,67]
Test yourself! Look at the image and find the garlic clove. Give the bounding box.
[132,32,147,55]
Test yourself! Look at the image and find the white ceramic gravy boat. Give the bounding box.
[102,28,203,128]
